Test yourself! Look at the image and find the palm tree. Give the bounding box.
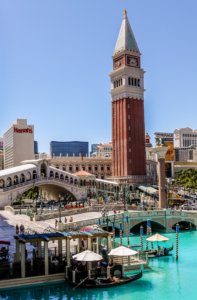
[174,169,197,190]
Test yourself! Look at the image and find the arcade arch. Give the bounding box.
[13,175,19,185]
[172,221,196,231]
[0,179,5,188]
[6,177,12,187]
[40,163,47,178]
[130,220,166,234]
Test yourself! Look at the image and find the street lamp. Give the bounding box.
[121,184,128,211]
[35,195,38,215]
[58,194,62,222]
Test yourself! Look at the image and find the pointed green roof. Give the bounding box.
[114,10,140,55]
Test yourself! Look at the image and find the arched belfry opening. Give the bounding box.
[40,163,47,178]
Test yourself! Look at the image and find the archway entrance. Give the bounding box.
[40,163,47,178]
[172,221,196,231]
[131,220,166,234]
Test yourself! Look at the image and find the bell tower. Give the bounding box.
[110,10,146,183]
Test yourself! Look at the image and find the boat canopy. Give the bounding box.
[14,229,110,243]
[0,240,10,245]
[138,186,158,196]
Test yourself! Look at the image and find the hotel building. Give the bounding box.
[3,119,34,169]
[50,141,89,157]
[0,138,4,170]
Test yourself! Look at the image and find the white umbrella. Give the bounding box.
[73,250,103,262]
[146,233,169,242]
[108,245,138,256]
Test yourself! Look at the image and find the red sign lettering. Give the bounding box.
[14,127,33,133]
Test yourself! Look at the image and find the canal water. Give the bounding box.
[0,231,197,300]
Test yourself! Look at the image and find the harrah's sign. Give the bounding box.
[14,127,33,134]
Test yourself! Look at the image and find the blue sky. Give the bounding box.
[1,0,197,154]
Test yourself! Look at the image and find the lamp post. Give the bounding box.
[121,184,128,211]
[58,194,62,222]
[19,194,22,215]
[35,195,38,215]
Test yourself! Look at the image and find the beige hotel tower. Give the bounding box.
[3,119,34,169]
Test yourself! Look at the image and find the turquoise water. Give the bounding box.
[1,231,197,300]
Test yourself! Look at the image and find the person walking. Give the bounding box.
[20,224,24,234]
[16,224,19,234]
[55,219,58,228]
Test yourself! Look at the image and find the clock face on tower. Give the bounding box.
[127,56,138,67]
[114,59,122,69]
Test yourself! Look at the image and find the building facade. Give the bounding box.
[49,156,112,179]
[174,127,197,148]
[3,119,34,169]
[93,142,112,158]
[34,141,38,155]
[50,141,89,157]
[49,155,156,183]
[145,132,152,148]
[0,138,4,170]
[154,132,174,178]
[90,144,99,156]
[110,10,146,183]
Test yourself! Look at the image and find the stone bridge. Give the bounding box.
[62,209,197,232]
[0,159,118,207]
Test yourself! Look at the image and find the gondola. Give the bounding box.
[85,271,143,289]
[146,244,173,258]
[68,270,142,289]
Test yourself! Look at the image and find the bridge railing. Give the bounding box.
[127,210,166,218]
[169,210,197,218]
[1,178,40,192]
[1,177,86,192]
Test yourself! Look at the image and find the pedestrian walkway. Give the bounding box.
[0,210,106,261]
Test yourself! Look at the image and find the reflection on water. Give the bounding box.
[1,231,197,300]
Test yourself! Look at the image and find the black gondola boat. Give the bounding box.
[146,244,174,258]
[67,270,142,289]
[84,270,143,289]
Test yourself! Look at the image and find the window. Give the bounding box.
[114,78,123,88]
[128,77,140,87]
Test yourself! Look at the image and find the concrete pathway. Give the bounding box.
[0,210,108,261]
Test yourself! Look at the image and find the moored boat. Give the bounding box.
[145,233,173,258]
[146,244,173,258]
[66,267,142,289]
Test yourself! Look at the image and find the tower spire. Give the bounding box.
[123,9,127,19]
[114,9,140,55]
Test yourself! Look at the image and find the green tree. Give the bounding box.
[174,169,197,189]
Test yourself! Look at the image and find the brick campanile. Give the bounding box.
[110,10,146,182]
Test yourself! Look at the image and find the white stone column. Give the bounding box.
[87,237,92,250]
[96,237,99,253]
[37,241,42,257]
[158,158,166,209]
[44,241,49,275]
[152,146,168,209]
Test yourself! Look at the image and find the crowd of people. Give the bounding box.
[55,216,74,228]
[15,224,25,234]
